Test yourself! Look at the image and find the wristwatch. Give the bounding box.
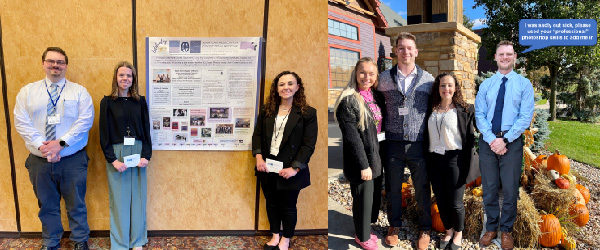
[502,137,509,144]
[59,140,67,147]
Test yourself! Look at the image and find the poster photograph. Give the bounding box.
[147,37,261,150]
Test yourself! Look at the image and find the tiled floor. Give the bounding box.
[0,235,328,250]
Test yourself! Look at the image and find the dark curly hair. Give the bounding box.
[429,72,467,110]
[264,71,309,117]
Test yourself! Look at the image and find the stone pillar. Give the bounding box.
[386,22,481,103]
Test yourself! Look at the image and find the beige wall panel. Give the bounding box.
[2,0,132,231]
[258,0,328,230]
[0,72,18,231]
[136,0,265,230]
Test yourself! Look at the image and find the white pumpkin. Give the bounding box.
[548,170,560,180]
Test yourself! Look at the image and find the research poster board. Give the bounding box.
[146,37,262,150]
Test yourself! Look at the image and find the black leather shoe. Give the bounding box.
[40,244,60,250]
[450,242,462,250]
[74,241,89,250]
[263,243,277,250]
[439,240,450,249]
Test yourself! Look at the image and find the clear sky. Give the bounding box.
[383,0,488,29]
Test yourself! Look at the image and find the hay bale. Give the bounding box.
[530,168,576,214]
[513,188,541,248]
[463,188,483,240]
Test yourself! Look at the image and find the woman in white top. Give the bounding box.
[252,71,318,250]
[425,73,476,250]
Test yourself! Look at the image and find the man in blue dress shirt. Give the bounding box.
[475,40,534,250]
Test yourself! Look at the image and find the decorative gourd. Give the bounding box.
[569,203,590,227]
[548,170,560,180]
[575,184,590,204]
[472,187,482,197]
[561,227,568,242]
[573,189,586,205]
[538,214,562,247]
[560,236,576,250]
[532,155,548,170]
[401,183,412,207]
[555,178,570,189]
[431,202,445,232]
[561,174,576,184]
[547,150,570,176]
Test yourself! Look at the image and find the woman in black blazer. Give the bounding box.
[425,73,476,250]
[252,71,318,250]
[334,57,384,250]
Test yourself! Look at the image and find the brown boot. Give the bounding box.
[501,232,514,250]
[417,231,430,250]
[385,227,400,246]
[479,231,497,247]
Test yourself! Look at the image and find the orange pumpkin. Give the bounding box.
[569,204,590,227]
[575,184,590,204]
[547,150,570,176]
[431,202,445,232]
[466,176,482,188]
[532,155,548,170]
[555,178,570,189]
[401,183,412,207]
[573,189,586,205]
[538,214,562,247]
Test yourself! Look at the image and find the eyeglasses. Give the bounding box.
[44,59,67,66]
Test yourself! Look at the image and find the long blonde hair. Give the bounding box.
[333,57,379,131]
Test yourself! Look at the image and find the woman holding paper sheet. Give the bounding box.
[333,57,384,250]
[99,61,152,250]
[252,71,318,250]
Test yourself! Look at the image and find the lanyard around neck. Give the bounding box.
[273,108,291,142]
[45,80,66,107]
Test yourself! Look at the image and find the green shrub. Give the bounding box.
[531,108,551,152]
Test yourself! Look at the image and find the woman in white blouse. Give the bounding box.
[425,73,476,250]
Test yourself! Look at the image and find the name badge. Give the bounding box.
[48,114,61,125]
[398,107,409,116]
[377,132,386,142]
[123,154,141,168]
[266,158,284,173]
[434,146,445,155]
[124,137,135,146]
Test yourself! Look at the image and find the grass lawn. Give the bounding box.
[547,119,600,168]
[535,99,547,105]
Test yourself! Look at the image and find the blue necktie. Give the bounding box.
[46,83,58,141]
[491,77,507,134]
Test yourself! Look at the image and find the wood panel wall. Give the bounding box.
[0,71,17,231]
[0,0,327,233]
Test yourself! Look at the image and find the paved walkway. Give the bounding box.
[328,113,395,249]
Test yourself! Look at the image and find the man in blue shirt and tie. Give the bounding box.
[475,40,534,250]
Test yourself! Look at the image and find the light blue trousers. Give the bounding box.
[106,141,148,250]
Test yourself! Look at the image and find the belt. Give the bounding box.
[495,130,508,138]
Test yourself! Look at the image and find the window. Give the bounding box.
[328,19,358,41]
[329,47,360,88]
